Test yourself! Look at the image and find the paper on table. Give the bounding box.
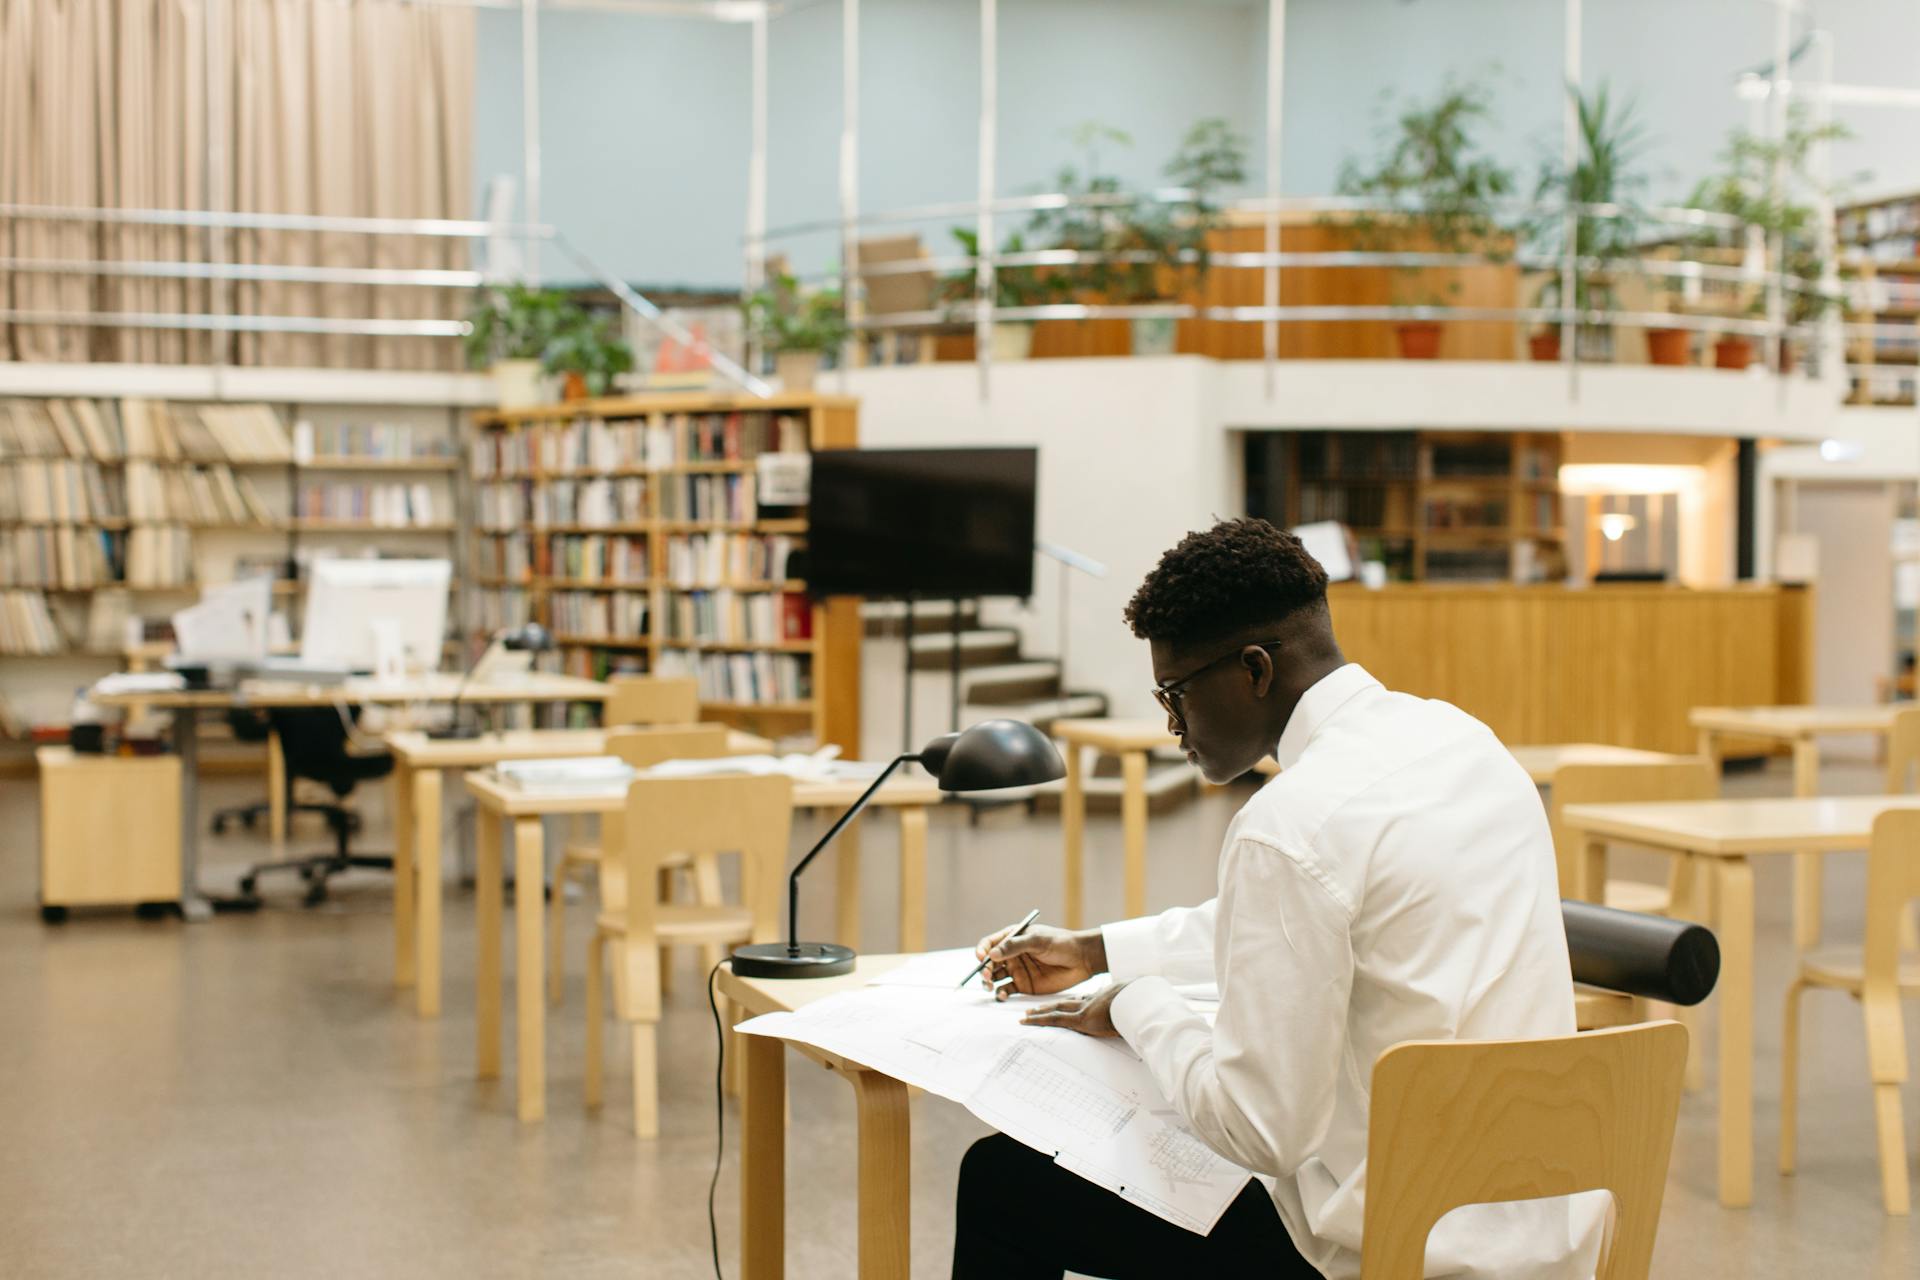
[736,984,1251,1233]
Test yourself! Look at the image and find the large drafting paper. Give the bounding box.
[735,975,1252,1234]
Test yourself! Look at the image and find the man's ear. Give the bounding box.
[1244,644,1277,697]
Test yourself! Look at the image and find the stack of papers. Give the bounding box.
[495,755,635,793]
[92,672,186,696]
[643,748,886,785]
[738,949,1251,1234]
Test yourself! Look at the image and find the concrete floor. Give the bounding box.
[1,756,1916,1278]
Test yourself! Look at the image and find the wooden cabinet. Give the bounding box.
[38,747,181,910]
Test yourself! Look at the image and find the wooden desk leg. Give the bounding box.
[1791,736,1822,951]
[475,813,503,1081]
[1716,857,1755,1209]
[897,806,928,953]
[415,769,443,1019]
[267,729,286,858]
[1578,835,1608,907]
[849,1070,912,1280]
[1121,750,1149,919]
[740,1031,788,1280]
[835,815,864,950]
[392,762,415,988]
[514,817,547,1123]
[1062,743,1086,930]
[1863,978,1913,1214]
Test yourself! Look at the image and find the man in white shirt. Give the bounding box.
[954,518,1599,1280]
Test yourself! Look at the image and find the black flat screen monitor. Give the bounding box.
[806,447,1037,598]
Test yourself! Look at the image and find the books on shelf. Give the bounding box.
[0,589,63,654]
[657,472,755,523]
[474,587,533,632]
[297,482,438,526]
[126,462,272,525]
[471,429,534,479]
[549,590,649,640]
[0,460,126,523]
[657,646,810,705]
[559,646,649,681]
[545,533,648,582]
[1,526,119,589]
[294,419,452,462]
[477,481,532,531]
[661,589,811,646]
[535,476,647,527]
[189,404,294,463]
[664,532,796,586]
[85,589,134,653]
[537,415,651,472]
[476,533,534,581]
[125,526,195,588]
[662,411,809,464]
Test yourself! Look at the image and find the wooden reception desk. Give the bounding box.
[1328,583,1812,755]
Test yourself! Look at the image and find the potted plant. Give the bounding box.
[1115,117,1250,356]
[742,272,849,390]
[544,309,635,399]
[1335,84,1515,359]
[1024,122,1134,347]
[1687,106,1854,372]
[1526,84,1648,363]
[943,227,1059,360]
[465,284,572,407]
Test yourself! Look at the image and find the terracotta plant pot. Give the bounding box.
[775,350,822,391]
[1713,336,1753,371]
[562,371,589,401]
[1645,327,1690,366]
[1395,321,1443,360]
[1528,331,1561,362]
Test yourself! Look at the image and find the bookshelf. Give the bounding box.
[1837,191,1920,406]
[1244,429,1566,583]
[469,391,861,754]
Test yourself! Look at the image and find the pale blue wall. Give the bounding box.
[474,0,1920,290]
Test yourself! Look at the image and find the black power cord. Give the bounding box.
[706,959,728,1280]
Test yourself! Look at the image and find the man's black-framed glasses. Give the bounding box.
[1151,640,1284,724]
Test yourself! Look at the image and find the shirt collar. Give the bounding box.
[1271,662,1380,770]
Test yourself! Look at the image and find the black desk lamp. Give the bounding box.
[731,718,1065,979]
[428,622,555,740]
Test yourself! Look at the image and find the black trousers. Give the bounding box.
[951,1133,1321,1280]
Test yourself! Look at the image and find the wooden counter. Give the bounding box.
[1328,583,1812,754]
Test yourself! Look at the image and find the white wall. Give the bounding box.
[1794,482,1897,724]
[475,0,1920,290]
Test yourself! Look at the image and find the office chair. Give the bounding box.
[238,707,395,907]
[209,709,347,837]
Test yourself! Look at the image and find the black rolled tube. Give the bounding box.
[1563,900,1720,1007]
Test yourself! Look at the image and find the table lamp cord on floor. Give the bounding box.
[707,959,728,1280]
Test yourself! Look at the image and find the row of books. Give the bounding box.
[546,534,649,582]
[296,482,440,526]
[656,647,811,705]
[657,473,756,524]
[670,412,810,464]
[127,526,196,587]
[469,411,809,478]
[128,463,274,526]
[537,477,647,527]
[294,420,453,461]
[473,587,533,632]
[476,482,531,531]
[558,647,648,681]
[663,533,798,586]
[660,589,811,646]
[549,590,650,640]
[1423,499,1509,530]
[530,417,651,473]
[474,534,534,581]
[0,590,63,654]
[1,526,116,589]
[0,398,290,463]
[1,460,124,524]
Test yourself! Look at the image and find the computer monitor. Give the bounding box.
[172,575,274,662]
[300,559,451,674]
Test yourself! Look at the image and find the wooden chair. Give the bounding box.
[1362,1021,1688,1279]
[1780,808,1920,1214]
[603,674,700,728]
[549,725,730,1005]
[583,773,794,1136]
[1548,760,1718,911]
[1886,708,1920,951]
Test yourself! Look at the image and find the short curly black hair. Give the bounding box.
[1123,518,1329,646]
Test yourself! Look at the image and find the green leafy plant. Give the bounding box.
[1333,83,1517,308]
[543,310,635,396]
[1023,122,1134,301]
[1529,83,1649,323]
[941,228,1059,313]
[741,271,849,353]
[1107,117,1252,304]
[463,284,573,368]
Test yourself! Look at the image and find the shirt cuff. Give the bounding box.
[1109,974,1184,1044]
[1102,917,1167,982]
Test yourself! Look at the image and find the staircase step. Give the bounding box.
[965,692,1108,733]
[964,660,1064,704]
[907,627,1021,670]
[862,599,982,637]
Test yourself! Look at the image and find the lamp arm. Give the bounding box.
[446,628,499,724]
[785,752,916,952]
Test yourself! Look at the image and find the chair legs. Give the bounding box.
[583,926,659,1139]
[1780,977,1807,1174]
[1873,1082,1911,1216]
[584,929,605,1110]
[549,856,578,1007]
[632,1023,659,1139]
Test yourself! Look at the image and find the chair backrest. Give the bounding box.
[1548,760,1717,900]
[1865,810,1920,1088]
[857,234,934,317]
[1885,707,1920,794]
[618,773,795,1020]
[1360,1021,1688,1280]
[605,725,730,769]
[604,675,700,727]
[265,707,355,781]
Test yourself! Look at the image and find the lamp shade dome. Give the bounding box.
[924,719,1064,792]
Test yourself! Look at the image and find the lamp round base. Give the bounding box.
[730,941,857,980]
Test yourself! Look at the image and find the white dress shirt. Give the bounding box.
[1107,663,1604,1279]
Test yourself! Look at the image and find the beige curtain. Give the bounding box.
[1,0,473,369]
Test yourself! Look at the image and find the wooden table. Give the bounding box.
[462,773,942,1123]
[385,726,770,1017]
[1052,718,1179,929]
[723,953,914,1280]
[88,673,610,919]
[1507,743,1684,785]
[1691,705,1904,949]
[1559,794,1920,1208]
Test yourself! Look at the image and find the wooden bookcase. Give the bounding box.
[1245,429,1565,583]
[469,391,861,755]
[1838,191,1920,407]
